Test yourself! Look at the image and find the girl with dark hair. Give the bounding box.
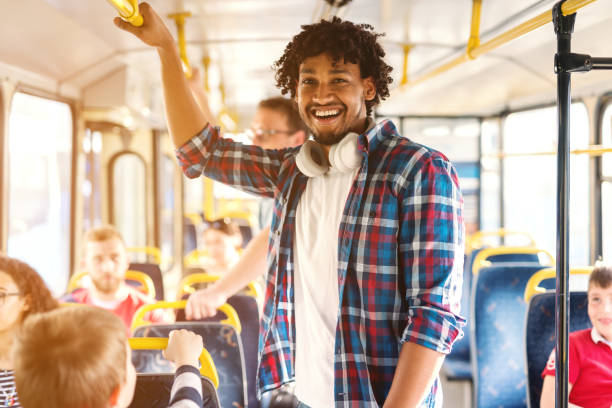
[0,255,58,408]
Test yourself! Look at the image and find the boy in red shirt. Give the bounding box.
[540,265,612,408]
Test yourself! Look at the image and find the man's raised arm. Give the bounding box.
[113,2,208,148]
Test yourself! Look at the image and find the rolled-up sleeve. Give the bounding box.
[397,153,466,354]
[175,123,296,198]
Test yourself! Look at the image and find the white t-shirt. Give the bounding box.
[293,164,359,408]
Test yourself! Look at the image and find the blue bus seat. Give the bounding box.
[130,262,164,301]
[471,264,546,408]
[130,373,220,408]
[176,293,260,408]
[132,323,247,408]
[184,217,198,255]
[525,292,590,408]
[443,250,542,381]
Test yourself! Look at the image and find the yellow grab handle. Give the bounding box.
[128,337,219,388]
[178,273,261,300]
[524,267,594,302]
[130,300,241,334]
[107,0,143,27]
[128,246,162,264]
[472,246,554,276]
[466,229,537,253]
[67,270,155,298]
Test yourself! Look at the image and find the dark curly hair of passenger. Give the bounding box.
[274,17,393,117]
[0,255,58,320]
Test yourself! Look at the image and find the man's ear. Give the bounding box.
[363,77,376,101]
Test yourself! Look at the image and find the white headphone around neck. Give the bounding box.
[295,132,362,177]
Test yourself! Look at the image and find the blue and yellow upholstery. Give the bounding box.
[471,264,547,407]
[133,323,246,408]
[129,262,164,300]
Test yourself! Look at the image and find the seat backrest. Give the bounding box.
[130,373,220,408]
[129,262,164,300]
[471,264,546,408]
[184,218,198,255]
[175,294,260,408]
[524,292,590,408]
[133,323,246,408]
[444,250,542,381]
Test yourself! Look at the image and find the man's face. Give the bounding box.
[249,107,303,150]
[84,238,129,296]
[295,53,375,146]
[588,283,612,341]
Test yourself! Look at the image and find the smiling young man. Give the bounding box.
[115,5,465,407]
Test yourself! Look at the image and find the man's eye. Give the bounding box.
[332,78,347,83]
[301,78,315,85]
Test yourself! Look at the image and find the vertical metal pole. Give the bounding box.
[553,3,575,408]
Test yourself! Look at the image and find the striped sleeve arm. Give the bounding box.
[398,154,466,354]
[175,123,295,198]
[168,365,203,408]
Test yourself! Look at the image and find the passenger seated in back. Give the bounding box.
[198,218,241,276]
[61,225,161,332]
[0,255,57,408]
[540,265,612,408]
[13,306,205,408]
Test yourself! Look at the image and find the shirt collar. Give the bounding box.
[591,327,612,350]
[358,118,398,153]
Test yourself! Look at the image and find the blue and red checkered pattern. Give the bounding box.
[176,119,465,407]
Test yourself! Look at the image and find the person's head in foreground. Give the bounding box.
[0,255,58,361]
[273,17,393,145]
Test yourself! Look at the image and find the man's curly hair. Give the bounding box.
[274,17,393,117]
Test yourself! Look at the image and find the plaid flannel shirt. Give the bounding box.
[176,119,465,407]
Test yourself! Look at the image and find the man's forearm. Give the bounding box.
[213,226,270,298]
[383,342,445,408]
[157,45,208,148]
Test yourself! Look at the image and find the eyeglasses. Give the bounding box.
[245,128,294,142]
[0,292,20,305]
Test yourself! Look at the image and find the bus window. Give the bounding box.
[159,154,176,268]
[82,129,103,231]
[601,103,612,260]
[7,92,73,296]
[111,152,147,248]
[481,119,502,236]
[403,117,481,235]
[503,103,590,265]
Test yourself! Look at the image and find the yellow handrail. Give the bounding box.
[407,0,597,87]
[168,12,193,77]
[472,246,554,276]
[177,273,262,300]
[67,270,156,298]
[184,249,209,267]
[466,0,482,59]
[130,300,241,334]
[466,229,537,253]
[106,0,143,27]
[128,337,219,389]
[128,246,162,264]
[523,267,594,302]
[400,45,412,86]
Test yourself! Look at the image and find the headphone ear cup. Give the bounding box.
[329,133,362,172]
[295,140,329,177]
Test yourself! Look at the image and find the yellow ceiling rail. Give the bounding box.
[523,266,593,302]
[467,0,482,59]
[483,145,612,159]
[128,337,219,388]
[168,12,193,78]
[107,0,143,26]
[407,0,597,87]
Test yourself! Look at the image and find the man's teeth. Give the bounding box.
[314,109,340,118]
